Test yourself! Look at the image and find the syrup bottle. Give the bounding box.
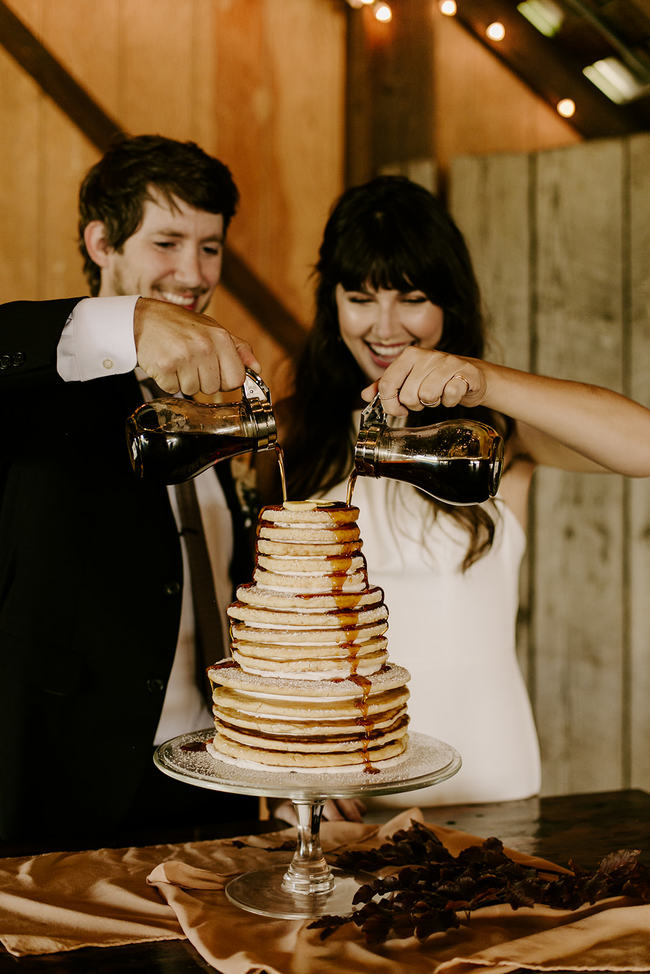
[353,395,504,505]
[125,369,277,484]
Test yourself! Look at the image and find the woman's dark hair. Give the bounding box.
[78,134,239,295]
[282,175,511,569]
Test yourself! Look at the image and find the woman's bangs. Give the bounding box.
[334,238,427,295]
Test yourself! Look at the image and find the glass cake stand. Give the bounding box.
[154,729,461,920]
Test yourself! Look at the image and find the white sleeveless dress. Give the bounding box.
[318,474,541,808]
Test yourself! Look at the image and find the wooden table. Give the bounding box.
[1,788,649,973]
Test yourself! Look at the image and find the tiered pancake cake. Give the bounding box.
[207,500,410,773]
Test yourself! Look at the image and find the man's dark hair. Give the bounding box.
[78,134,239,295]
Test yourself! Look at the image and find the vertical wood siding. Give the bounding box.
[629,134,650,789]
[450,136,650,795]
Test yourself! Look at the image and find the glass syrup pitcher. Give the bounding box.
[353,395,504,505]
[125,369,277,484]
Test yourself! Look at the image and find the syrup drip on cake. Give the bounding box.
[207,500,410,774]
[350,673,381,775]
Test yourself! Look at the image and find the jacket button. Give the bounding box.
[0,354,9,370]
[163,580,181,596]
[146,678,164,694]
[12,352,25,367]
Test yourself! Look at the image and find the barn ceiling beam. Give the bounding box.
[453,0,650,136]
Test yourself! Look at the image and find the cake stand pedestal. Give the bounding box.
[154,730,461,920]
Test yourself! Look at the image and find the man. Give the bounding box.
[0,136,261,846]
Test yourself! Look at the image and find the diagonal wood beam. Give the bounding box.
[0,1,123,147]
[0,0,306,353]
[453,0,650,137]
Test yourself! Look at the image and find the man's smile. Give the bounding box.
[157,290,204,311]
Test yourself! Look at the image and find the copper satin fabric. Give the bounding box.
[1,809,649,973]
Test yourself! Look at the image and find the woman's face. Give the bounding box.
[335,284,444,382]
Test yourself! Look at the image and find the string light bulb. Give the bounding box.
[486,21,506,41]
[374,2,392,22]
[556,98,576,118]
[439,0,457,14]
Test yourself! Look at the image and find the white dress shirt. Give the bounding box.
[57,296,231,744]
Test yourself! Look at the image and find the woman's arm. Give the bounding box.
[480,361,650,477]
[364,348,650,478]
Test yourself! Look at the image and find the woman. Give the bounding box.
[260,175,650,809]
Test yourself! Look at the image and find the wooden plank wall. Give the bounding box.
[0,0,346,397]
[431,7,581,186]
[347,4,580,193]
[629,138,650,790]
[0,0,581,398]
[449,134,650,795]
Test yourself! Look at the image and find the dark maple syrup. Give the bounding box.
[180,740,209,752]
[345,469,357,506]
[275,443,287,502]
[370,456,500,505]
[126,423,255,484]
[347,673,381,775]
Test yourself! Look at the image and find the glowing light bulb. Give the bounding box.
[557,98,576,118]
[374,2,392,21]
[439,0,457,14]
[486,21,506,41]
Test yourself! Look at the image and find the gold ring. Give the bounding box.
[452,373,471,395]
[419,395,441,407]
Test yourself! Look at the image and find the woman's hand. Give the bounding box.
[361,347,487,416]
[359,344,650,477]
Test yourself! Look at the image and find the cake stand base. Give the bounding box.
[154,730,461,920]
[225,864,364,919]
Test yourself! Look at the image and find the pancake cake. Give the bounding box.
[207,500,410,774]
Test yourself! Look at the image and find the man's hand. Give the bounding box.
[133,296,260,396]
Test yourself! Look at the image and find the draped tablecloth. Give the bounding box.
[1,808,649,974]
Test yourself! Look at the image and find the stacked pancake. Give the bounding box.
[207,500,410,773]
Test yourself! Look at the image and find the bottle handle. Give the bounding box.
[360,392,386,429]
[242,368,272,404]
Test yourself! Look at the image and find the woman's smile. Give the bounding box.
[335,284,444,381]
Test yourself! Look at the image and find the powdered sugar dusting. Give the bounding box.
[155,730,461,798]
[208,661,410,697]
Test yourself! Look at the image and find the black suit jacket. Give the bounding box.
[0,299,249,841]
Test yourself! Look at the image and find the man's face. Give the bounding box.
[98,189,224,313]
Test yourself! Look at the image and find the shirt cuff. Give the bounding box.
[56,295,140,381]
